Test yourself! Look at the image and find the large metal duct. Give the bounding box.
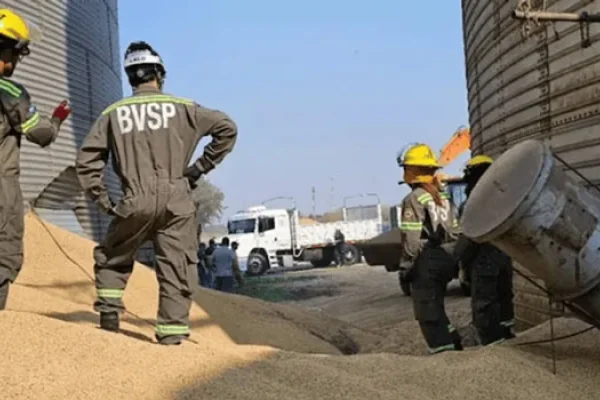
[462,139,600,328]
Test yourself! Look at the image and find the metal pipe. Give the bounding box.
[512,9,600,23]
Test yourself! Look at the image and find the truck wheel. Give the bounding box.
[246,253,269,276]
[399,273,411,296]
[343,244,360,265]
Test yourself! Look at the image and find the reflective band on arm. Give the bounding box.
[0,80,22,97]
[401,222,423,231]
[155,324,190,336]
[21,112,40,134]
[97,288,124,299]
[500,319,515,327]
[417,193,433,204]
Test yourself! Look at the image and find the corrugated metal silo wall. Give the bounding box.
[460,0,600,330]
[4,0,122,243]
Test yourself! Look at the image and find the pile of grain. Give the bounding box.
[1,213,599,399]
[12,213,378,355]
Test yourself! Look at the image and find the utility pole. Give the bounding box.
[311,186,316,217]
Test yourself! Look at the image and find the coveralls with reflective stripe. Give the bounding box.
[75,86,237,343]
[455,235,515,345]
[0,78,63,309]
[400,187,462,354]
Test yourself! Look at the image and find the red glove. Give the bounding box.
[52,100,72,122]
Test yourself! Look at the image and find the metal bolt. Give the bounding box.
[493,180,507,192]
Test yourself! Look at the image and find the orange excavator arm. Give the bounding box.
[434,126,471,183]
[438,126,471,167]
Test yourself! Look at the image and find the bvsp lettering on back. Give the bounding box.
[116,102,176,134]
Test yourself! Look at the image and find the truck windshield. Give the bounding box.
[228,219,256,234]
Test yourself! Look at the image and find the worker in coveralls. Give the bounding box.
[75,41,238,345]
[0,9,72,309]
[333,229,345,267]
[397,143,463,354]
[455,155,516,345]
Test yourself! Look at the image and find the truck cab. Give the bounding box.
[443,177,468,211]
[225,206,293,274]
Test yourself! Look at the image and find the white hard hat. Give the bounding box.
[123,41,165,70]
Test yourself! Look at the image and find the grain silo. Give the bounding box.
[2,1,128,251]
[460,0,600,329]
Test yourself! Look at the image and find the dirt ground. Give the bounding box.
[238,264,479,354]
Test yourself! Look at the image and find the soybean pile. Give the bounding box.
[1,213,599,400]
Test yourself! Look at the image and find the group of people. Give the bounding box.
[197,237,244,292]
[0,9,238,346]
[397,143,515,354]
[0,8,513,352]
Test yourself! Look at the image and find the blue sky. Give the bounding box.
[118,0,470,220]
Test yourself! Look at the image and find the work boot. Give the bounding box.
[100,312,120,332]
[451,330,463,350]
[0,281,10,310]
[453,339,464,351]
[157,335,185,346]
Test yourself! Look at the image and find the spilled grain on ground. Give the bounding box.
[1,213,599,399]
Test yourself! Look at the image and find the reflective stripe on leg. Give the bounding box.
[428,343,456,354]
[97,288,124,299]
[155,324,190,336]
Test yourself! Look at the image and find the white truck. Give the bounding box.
[223,203,384,276]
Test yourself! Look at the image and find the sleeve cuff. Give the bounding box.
[96,193,113,212]
[194,159,212,175]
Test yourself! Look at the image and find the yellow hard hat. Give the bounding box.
[397,143,442,169]
[0,9,42,54]
[465,154,493,169]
